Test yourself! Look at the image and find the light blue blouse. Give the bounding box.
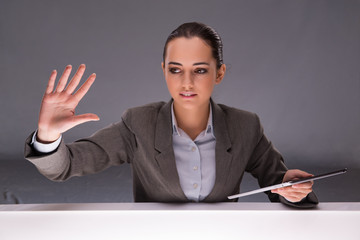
[171,103,216,202]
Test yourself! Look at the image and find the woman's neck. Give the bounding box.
[173,101,210,140]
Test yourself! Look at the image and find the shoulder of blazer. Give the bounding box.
[215,103,260,126]
[212,102,263,141]
[120,101,170,132]
[216,103,258,122]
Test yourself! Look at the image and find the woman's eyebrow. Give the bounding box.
[168,62,182,66]
[168,61,210,66]
[193,62,210,66]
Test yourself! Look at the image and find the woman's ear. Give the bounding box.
[161,62,165,75]
[215,64,226,84]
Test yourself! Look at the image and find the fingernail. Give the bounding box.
[67,64,72,68]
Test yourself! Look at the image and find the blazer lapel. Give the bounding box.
[204,100,233,201]
[154,100,188,201]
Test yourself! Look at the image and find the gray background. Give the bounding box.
[0,0,359,204]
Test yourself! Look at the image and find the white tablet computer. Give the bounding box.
[228,168,347,200]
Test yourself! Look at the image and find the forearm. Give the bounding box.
[24,120,135,181]
[25,132,71,181]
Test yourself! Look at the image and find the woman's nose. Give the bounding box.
[181,72,194,88]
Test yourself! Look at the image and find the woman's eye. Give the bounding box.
[169,68,181,74]
[195,68,208,74]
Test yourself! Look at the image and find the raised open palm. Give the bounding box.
[37,64,99,143]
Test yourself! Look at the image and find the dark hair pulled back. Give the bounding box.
[163,22,224,69]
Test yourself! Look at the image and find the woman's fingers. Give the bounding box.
[45,64,95,100]
[271,189,302,202]
[271,182,313,202]
[281,194,304,203]
[45,70,57,94]
[65,64,86,94]
[71,113,100,125]
[283,169,313,182]
[271,169,314,203]
[55,65,72,92]
[66,113,100,130]
[38,64,99,141]
[73,73,96,101]
[292,181,313,189]
[273,185,312,195]
[277,188,311,202]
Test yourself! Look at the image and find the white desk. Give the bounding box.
[1,202,359,240]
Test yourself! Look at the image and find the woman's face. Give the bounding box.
[162,37,226,111]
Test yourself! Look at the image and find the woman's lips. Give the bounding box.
[180,92,197,98]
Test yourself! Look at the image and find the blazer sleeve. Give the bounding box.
[245,114,318,208]
[24,112,137,182]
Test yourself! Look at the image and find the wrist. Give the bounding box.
[36,129,61,143]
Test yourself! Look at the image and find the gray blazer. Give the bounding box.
[24,99,318,207]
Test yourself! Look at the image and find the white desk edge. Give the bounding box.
[1,202,359,211]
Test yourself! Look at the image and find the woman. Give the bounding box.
[25,22,317,206]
